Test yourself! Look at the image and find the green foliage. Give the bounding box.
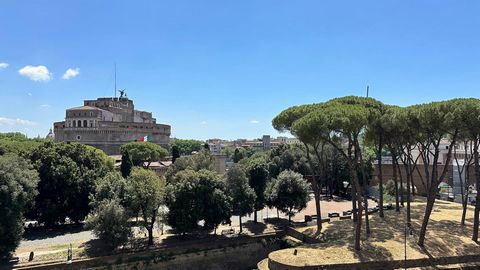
[30,141,113,226]
[245,159,269,213]
[171,145,180,163]
[169,138,203,156]
[90,172,127,209]
[85,199,132,250]
[0,154,39,257]
[165,150,215,183]
[266,170,310,222]
[166,169,231,234]
[120,150,133,178]
[0,132,43,157]
[225,164,256,217]
[233,148,244,163]
[120,142,168,168]
[126,168,166,245]
[268,144,310,178]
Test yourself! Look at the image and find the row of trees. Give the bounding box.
[273,96,480,250]
[88,147,312,250]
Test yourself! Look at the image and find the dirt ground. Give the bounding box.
[269,197,480,268]
[291,195,376,221]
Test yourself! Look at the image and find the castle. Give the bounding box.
[53,96,171,155]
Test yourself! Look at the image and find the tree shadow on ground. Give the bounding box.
[243,221,267,235]
[81,238,113,258]
[22,224,86,241]
[353,241,394,262]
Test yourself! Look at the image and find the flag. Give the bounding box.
[137,135,149,142]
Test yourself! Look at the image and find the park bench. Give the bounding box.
[221,228,235,235]
[328,212,340,218]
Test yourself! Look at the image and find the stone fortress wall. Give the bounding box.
[53,97,170,155]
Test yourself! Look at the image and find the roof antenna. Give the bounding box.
[366,85,369,98]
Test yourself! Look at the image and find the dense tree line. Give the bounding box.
[273,96,480,250]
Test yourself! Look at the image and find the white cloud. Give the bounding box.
[40,104,50,108]
[62,67,80,79]
[200,121,207,125]
[0,63,8,70]
[250,120,260,124]
[27,93,32,96]
[18,65,52,81]
[0,117,37,126]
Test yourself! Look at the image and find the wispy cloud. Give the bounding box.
[250,120,260,124]
[200,121,207,125]
[18,65,52,81]
[40,104,51,109]
[62,67,80,79]
[0,62,8,70]
[0,117,37,126]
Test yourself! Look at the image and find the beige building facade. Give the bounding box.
[53,97,171,155]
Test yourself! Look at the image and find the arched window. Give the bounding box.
[78,120,81,127]
[73,120,76,127]
[83,120,87,127]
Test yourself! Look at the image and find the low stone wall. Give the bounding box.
[6,232,284,270]
[268,253,480,270]
[285,227,319,244]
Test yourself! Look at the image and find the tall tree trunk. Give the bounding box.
[472,141,480,242]
[363,185,370,235]
[314,188,322,232]
[392,153,400,212]
[254,210,257,223]
[352,181,358,222]
[418,137,456,247]
[378,139,384,218]
[304,143,323,233]
[354,177,363,250]
[398,161,405,206]
[418,187,436,247]
[147,226,154,246]
[406,160,412,224]
[461,164,469,225]
[356,138,370,235]
[239,215,243,233]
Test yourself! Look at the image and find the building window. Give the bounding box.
[76,135,81,140]
[89,120,93,127]
[78,120,81,127]
[83,120,88,127]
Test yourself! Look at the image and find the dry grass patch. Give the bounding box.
[269,197,480,267]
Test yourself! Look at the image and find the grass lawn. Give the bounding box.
[269,197,480,267]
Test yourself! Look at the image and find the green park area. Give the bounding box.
[265,197,480,269]
[4,96,480,270]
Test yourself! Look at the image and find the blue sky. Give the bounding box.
[1,1,480,140]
